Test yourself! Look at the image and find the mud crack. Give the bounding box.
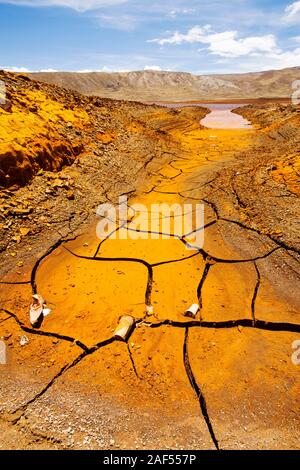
[2,309,89,352]
[251,262,260,326]
[183,327,219,450]
[4,336,116,425]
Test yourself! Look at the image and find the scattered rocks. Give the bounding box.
[20,335,29,346]
[10,207,32,217]
[66,190,75,200]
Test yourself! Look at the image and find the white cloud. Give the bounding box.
[148,23,300,71]
[1,66,60,73]
[203,48,300,73]
[149,25,280,58]
[267,48,300,68]
[0,0,127,12]
[284,1,300,22]
[144,65,162,71]
[0,66,31,72]
[205,32,279,58]
[76,69,95,73]
[167,8,195,19]
[76,66,111,72]
[149,25,211,46]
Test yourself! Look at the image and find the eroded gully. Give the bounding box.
[1,111,300,450]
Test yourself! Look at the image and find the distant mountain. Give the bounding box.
[29,67,300,101]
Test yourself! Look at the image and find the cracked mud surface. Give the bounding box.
[0,99,300,450]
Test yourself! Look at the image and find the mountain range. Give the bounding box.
[29,66,300,101]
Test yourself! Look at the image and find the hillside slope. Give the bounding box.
[0,71,204,188]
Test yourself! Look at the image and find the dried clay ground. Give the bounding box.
[0,72,299,450]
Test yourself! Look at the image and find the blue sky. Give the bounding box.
[0,0,299,74]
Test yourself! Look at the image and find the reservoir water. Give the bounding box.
[200,103,251,129]
[155,102,252,129]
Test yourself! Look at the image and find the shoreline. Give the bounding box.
[143,97,291,105]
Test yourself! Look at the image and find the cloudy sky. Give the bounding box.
[0,0,300,74]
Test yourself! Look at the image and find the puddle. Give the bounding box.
[153,101,251,130]
[200,104,251,129]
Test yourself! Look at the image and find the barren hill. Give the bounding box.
[29,67,300,101]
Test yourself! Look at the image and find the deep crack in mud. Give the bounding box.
[183,327,219,450]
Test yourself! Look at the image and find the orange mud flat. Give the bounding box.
[0,123,300,450]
